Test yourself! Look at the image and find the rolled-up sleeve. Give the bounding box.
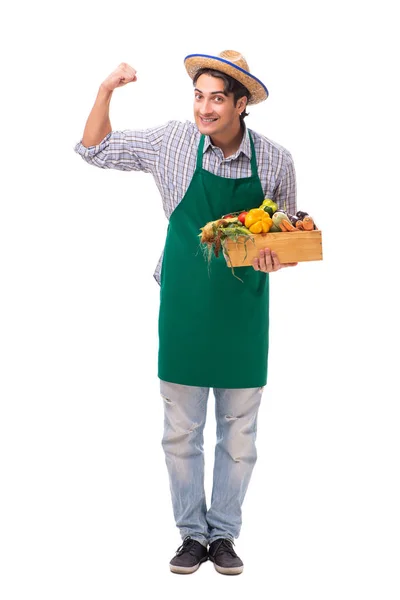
[273,150,297,216]
[74,123,169,173]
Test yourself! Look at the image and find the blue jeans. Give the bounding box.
[160,379,264,547]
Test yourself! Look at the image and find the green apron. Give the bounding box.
[158,131,269,388]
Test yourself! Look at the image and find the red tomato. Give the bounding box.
[222,213,233,219]
[238,211,248,224]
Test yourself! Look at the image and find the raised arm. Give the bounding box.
[81,63,137,147]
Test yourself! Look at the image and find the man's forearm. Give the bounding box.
[82,85,113,147]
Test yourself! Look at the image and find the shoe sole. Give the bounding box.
[169,557,208,574]
[212,562,244,575]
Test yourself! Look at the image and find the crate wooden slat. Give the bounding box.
[223,230,323,266]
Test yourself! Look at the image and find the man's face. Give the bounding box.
[193,74,245,137]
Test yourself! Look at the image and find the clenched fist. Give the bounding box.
[101,63,137,92]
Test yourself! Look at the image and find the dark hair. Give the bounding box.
[192,68,250,121]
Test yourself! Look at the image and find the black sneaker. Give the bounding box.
[169,537,208,574]
[208,538,244,575]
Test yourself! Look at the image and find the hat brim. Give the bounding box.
[184,53,268,105]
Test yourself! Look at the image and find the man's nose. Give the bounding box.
[201,98,213,114]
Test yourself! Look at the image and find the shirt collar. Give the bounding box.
[203,123,252,160]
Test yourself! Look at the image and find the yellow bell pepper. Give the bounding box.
[244,208,273,233]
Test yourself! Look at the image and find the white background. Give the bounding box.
[0,0,399,598]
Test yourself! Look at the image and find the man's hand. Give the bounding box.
[100,63,137,92]
[252,248,298,272]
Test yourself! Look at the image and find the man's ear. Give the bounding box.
[237,96,248,115]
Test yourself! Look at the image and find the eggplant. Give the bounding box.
[288,213,300,226]
[296,210,309,220]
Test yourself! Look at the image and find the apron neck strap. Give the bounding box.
[196,135,206,170]
[248,131,258,178]
[196,130,258,176]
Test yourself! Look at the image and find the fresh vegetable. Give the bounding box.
[279,218,297,232]
[295,215,316,230]
[244,209,273,233]
[199,205,319,277]
[302,216,315,230]
[288,213,300,227]
[200,221,216,243]
[270,211,290,232]
[238,211,248,224]
[199,218,251,249]
[259,198,278,217]
[223,224,252,236]
[296,210,309,220]
[200,219,227,243]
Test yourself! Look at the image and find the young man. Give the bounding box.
[74,50,297,575]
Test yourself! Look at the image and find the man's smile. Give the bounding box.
[199,116,218,124]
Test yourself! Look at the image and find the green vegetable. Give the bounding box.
[260,198,278,217]
[270,211,289,232]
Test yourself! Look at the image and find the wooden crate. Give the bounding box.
[223,230,323,266]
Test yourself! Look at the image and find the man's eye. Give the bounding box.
[195,94,202,100]
[214,96,224,102]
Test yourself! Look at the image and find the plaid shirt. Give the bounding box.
[74,120,297,284]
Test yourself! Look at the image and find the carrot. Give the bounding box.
[302,216,315,230]
[280,218,297,232]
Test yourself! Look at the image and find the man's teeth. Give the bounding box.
[202,118,216,122]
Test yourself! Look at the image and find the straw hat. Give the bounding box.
[184,50,269,105]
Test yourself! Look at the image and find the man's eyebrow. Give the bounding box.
[194,88,228,96]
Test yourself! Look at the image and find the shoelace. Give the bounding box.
[213,539,238,558]
[175,536,198,556]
